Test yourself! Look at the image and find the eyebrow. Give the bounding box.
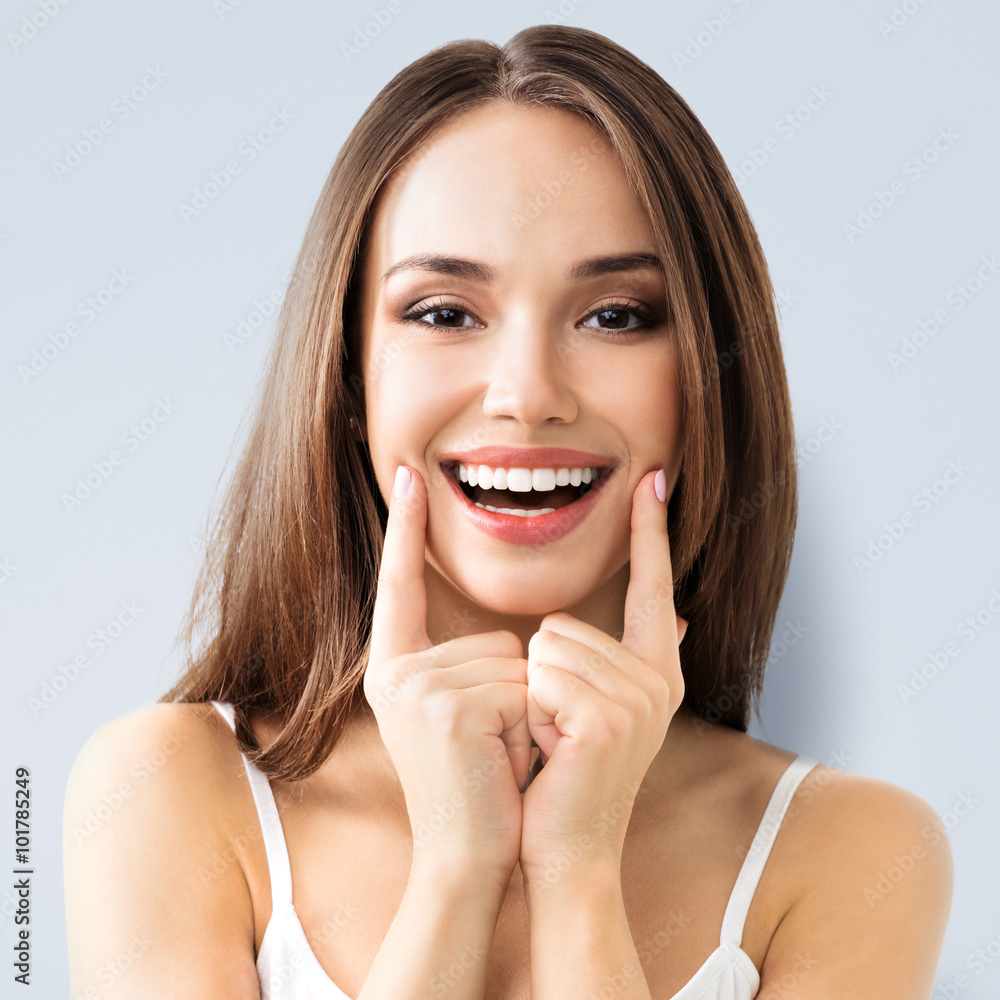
[380,252,663,283]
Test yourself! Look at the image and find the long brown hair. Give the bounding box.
[160,24,797,780]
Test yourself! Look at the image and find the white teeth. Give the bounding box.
[474,503,557,516]
[456,462,601,492]
[532,468,556,491]
[506,467,532,492]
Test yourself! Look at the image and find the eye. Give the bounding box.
[398,296,660,339]
[399,297,481,330]
[581,299,659,338]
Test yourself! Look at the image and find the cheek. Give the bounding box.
[365,345,470,468]
[600,349,682,454]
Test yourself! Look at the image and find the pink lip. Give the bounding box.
[440,460,613,546]
[438,446,615,470]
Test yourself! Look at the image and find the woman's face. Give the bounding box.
[357,102,683,618]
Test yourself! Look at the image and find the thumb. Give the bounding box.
[499,700,532,793]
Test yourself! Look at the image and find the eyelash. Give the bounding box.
[398,296,659,341]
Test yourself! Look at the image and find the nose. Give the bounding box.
[480,321,579,426]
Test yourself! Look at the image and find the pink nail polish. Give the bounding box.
[393,465,411,499]
[654,468,667,503]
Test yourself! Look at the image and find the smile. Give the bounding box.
[439,460,615,545]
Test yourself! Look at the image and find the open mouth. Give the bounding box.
[441,461,613,514]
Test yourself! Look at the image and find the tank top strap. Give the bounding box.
[719,753,820,947]
[210,700,293,910]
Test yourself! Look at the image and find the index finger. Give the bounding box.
[621,468,681,664]
[368,464,432,665]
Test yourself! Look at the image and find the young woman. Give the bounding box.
[64,24,953,1000]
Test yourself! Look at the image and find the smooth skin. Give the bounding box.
[64,103,953,999]
[360,460,689,998]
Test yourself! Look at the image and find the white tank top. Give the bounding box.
[210,700,818,999]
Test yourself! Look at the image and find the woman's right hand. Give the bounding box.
[363,465,532,887]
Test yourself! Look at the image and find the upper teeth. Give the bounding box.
[457,463,597,491]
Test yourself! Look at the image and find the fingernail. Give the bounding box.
[393,465,411,499]
[654,468,667,503]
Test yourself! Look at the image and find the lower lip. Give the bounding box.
[441,467,612,546]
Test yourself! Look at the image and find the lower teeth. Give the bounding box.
[474,502,556,517]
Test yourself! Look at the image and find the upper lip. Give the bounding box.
[438,446,616,470]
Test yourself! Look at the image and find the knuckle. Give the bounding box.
[497,629,525,656]
[528,629,552,658]
[425,689,465,739]
[588,706,625,744]
[383,656,414,691]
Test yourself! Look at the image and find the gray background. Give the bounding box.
[2,0,998,996]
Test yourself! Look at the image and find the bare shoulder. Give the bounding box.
[753,747,955,998]
[66,701,244,795]
[64,702,261,999]
[64,701,246,843]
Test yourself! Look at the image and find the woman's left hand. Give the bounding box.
[519,468,688,889]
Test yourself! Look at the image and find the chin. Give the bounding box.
[455,568,599,618]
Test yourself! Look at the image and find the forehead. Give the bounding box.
[363,102,656,285]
